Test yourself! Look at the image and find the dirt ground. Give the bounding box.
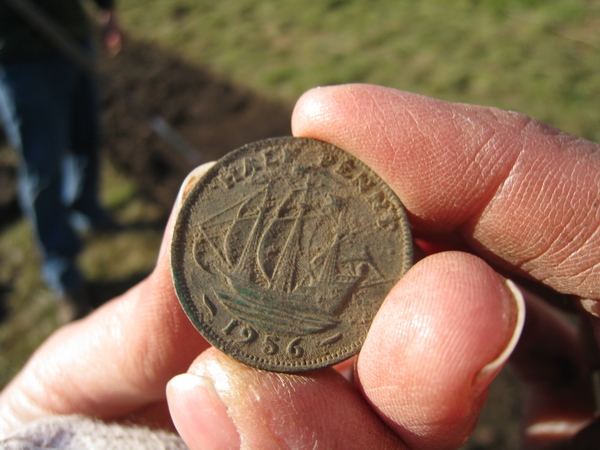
[0,38,523,449]
[99,38,293,211]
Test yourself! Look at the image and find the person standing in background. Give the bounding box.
[0,0,122,318]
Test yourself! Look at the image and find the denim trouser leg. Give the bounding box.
[0,51,103,295]
[65,57,109,227]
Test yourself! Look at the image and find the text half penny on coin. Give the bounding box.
[171,137,412,373]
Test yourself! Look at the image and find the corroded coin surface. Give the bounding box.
[171,137,412,372]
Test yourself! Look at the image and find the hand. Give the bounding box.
[291,85,600,449]
[0,84,598,450]
[98,9,122,54]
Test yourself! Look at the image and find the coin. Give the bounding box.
[171,137,412,372]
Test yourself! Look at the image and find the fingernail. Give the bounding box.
[174,162,216,213]
[167,373,240,450]
[158,162,215,263]
[580,298,600,318]
[473,279,526,392]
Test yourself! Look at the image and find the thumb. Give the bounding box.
[167,348,404,450]
[357,252,525,449]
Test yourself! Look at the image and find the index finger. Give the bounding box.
[292,84,600,301]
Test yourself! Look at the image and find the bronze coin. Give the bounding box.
[171,137,412,372]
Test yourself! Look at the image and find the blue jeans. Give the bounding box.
[0,45,108,296]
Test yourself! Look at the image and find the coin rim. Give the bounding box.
[171,136,413,372]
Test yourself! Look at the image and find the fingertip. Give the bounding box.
[291,85,343,138]
[358,252,522,448]
[292,84,400,138]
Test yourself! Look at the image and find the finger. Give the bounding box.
[510,291,596,448]
[356,252,524,450]
[0,163,215,434]
[104,30,122,54]
[292,84,600,302]
[99,10,122,54]
[167,348,405,450]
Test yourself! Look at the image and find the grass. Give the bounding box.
[118,0,600,142]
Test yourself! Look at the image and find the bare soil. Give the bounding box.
[99,38,293,212]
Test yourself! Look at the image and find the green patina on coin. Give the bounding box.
[171,137,412,372]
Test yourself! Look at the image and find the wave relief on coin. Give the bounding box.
[171,137,412,372]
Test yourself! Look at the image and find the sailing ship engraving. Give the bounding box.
[172,137,413,372]
[194,175,386,336]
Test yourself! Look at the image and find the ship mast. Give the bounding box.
[232,189,269,280]
[269,182,311,292]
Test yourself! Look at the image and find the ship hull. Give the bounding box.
[215,275,341,335]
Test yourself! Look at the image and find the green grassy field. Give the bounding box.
[120,0,600,142]
[0,0,598,446]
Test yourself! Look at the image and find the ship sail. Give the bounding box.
[228,188,269,282]
[212,176,367,335]
[263,184,311,292]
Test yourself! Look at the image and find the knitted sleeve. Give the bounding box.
[0,415,188,450]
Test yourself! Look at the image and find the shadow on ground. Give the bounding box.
[99,36,293,213]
